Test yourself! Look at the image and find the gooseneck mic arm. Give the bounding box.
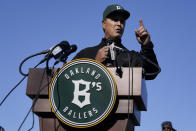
[19,50,49,76]
[19,41,71,76]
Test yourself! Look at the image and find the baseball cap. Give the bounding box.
[103,4,130,20]
[162,121,176,131]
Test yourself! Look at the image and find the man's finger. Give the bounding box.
[139,19,144,27]
[140,32,148,37]
[138,25,144,31]
[135,29,139,34]
[138,27,146,34]
[103,46,109,50]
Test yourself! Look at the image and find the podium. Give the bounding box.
[26,67,147,131]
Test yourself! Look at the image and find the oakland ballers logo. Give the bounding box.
[49,59,117,128]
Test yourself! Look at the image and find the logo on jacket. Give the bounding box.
[49,59,117,128]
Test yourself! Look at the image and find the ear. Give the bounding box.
[102,20,106,30]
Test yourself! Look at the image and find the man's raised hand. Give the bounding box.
[135,19,150,46]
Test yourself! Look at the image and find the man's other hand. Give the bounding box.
[95,46,109,62]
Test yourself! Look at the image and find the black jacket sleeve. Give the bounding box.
[140,41,161,80]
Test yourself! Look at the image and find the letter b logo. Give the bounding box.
[72,79,91,108]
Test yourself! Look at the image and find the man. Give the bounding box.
[162,121,176,131]
[74,4,160,80]
[0,126,4,131]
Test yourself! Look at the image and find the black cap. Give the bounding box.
[162,121,176,131]
[103,4,130,20]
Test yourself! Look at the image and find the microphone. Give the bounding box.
[56,44,77,63]
[113,45,125,52]
[39,41,70,64]
[40,41,70,55]
[107,42,125,60]
[106,38,125,77]
[51,41,70,59]
[64,44,77,57]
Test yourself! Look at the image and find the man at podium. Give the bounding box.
[74,4,160,80]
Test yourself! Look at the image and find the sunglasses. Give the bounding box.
[162,127,172,130]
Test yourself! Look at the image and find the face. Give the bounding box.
[102,17,125,39]
[162,126,173,131]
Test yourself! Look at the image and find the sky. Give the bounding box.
[0,0,196,131]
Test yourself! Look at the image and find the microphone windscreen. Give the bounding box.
[59,41,70,50]
[70,45,77,52]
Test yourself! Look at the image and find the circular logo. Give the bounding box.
[49,59,117,128]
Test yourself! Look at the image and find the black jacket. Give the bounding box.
[73,38,160,80]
